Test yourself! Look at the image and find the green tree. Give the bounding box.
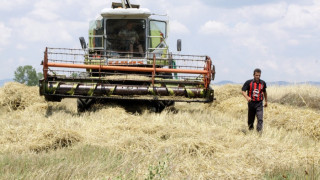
[14,65,43,86]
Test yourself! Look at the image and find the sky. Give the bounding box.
[0,0,320,83]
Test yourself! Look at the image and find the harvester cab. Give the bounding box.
[39,0,215,113]
[86,0,169,62]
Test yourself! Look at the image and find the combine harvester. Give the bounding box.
[39,0,215,112]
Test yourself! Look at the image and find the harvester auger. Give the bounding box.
[39,0,215,113]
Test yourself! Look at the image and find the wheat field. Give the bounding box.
[0,82,319,179]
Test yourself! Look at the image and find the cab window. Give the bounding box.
[149,20,167,51]
[88,20,104,50]
[106,19,146,56]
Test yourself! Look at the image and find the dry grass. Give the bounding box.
[0,82,319,179]
[0,82,46,111]
[268,84,320,110]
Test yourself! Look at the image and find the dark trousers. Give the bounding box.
[248,101,263,131]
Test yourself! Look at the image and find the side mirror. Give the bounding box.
[177,39,182,52]
[79,37,87,50]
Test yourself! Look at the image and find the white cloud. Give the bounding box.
[232,2,320,32]
[0,23,12,51]
[279,58,320,80]
[233,22,254,35]
[199,1,320,57]
[78,0,112,21]
[260,59,279,71]
[281,4,320,29]
[29,9,60,21]
[169,20,190,34]
[199,20,229,35]
[287,39,299,46]
[0,0,319,82]
[16,44,27,50]
[221,68,230,73]
[167,1,206,19]
[33,0,60,11]
[27,0,108,22]
[238,2,287,21]
[9,17,86,43]
[234,37,270,56]
[18,57,27,63]
[0,0,28,11]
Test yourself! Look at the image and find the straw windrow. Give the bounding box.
[0,83,319,179]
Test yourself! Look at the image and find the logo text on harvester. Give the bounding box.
[108,61,144,65]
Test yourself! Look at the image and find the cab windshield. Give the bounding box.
[106,19,146,57]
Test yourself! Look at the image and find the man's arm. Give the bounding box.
[264,90,268,107]
[242,81,251,102]
[242,91,251,102]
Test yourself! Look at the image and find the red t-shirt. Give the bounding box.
[242,79,267,101]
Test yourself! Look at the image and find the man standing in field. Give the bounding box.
[242,68,268,132]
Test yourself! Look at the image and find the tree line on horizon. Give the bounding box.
[14,65,43,86]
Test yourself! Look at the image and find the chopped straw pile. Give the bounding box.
[0,82,319,179]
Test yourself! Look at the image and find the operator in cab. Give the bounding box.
[118,22,144,57]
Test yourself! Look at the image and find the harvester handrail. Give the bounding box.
[46,47,208,58]
[169,54,208,58]
[46,59,206,70]
[47,52,85,56]
[47,47,82,51]
[45,62,209,74]
[43,47,214,89]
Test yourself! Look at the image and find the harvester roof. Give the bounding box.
[101,8,151,18]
